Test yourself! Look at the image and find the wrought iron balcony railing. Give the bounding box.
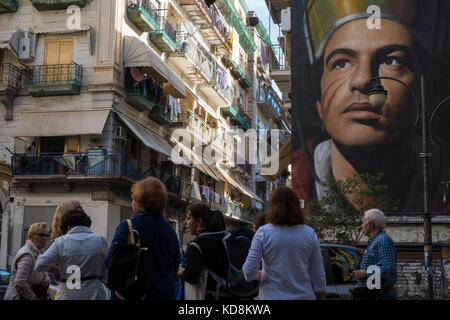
[0,0,18,13]
[12,151,181,195]
[0,63,25,93]
[127,0,160,32]
[31,0,87,10]
[25,62,83,86]
[156,14,177,44]
[24,62,83,96]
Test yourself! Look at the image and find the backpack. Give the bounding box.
[198,229,259,299]
[107,219,149,300]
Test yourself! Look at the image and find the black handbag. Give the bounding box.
[107,219,149,300]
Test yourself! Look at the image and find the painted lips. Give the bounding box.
[344,102,382,120]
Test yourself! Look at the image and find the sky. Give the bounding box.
[244,0,283,97]
[245,0,280,46]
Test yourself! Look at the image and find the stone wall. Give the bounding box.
[395,260,443,300]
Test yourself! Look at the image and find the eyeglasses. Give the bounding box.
[38,233,50,238]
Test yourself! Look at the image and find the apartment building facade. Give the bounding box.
[0,0,279,269]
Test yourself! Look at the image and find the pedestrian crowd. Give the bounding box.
[3,177,397,301]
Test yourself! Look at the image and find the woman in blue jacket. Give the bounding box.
[106,177,180,300]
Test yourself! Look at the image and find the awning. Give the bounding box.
[124,36,168,83]
[170,140,223,182]
[123,36,186,98]
[0,30,22,56]
[164,68,186,99]
[216,166,264,203]
[261,136,292,181]
[116,112,172,157]
[13,110,110,137]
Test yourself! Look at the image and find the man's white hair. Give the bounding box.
[364,209,387,229]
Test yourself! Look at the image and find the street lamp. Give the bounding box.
[367,75,450,300]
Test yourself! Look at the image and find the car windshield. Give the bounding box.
[328,247,362,284]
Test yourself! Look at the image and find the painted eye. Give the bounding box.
[333,59,351,69]
[381,57,401,66]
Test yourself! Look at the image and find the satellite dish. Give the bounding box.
[130,67,143,82]
[185,21,195,36]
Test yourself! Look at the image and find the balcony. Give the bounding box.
[179,0,232,54]
[221,55,252,89]
[0,0,18,13]
[220,105,250,130]
[149,15,177,52]
[169,109,210,144]
[30,0,87,10]
[24,62,83,97]
[169,36,215,84]
[1,63,26,120]
[257,86,281,119]
[11,151,181,196]
[0,63,24,96]
[125,90,156,113]
[127,0,159,33]
[269,43,291,92]
[148,104,172,125]
[215,0,257,54]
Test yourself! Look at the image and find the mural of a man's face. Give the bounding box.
[316,19,420,147]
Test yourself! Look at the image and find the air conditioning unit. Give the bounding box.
[281,7,291,34]
[114,126,124,139]
[18,29,36,62]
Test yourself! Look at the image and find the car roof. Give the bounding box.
[320,243,364,253]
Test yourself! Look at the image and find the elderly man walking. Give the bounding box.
[351,209,397,300]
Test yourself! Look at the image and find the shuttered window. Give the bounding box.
[43,39,73,81]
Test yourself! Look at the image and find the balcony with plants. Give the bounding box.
[30,0,87,10]
[127,0,159,33]
[24,62,83,97]
[149,12,178,52]
[0,0,18,13]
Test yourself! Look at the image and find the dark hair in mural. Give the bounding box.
[291,0,450,214]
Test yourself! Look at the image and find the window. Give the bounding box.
[65,136,80,153]
[44,39,73,81]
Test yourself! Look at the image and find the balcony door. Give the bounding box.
[44,39,73,82]
[40,137,65,154]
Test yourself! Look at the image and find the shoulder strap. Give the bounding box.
[190,242,202,256]
[126,219,142,247]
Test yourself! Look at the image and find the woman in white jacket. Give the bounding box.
[35,208,110,300]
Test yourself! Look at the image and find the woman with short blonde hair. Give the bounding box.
[4,222,50,300]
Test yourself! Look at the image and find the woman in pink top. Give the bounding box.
[4,223,50,300]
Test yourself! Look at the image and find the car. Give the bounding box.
[320,244,364,300]
[0,269,11,300]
